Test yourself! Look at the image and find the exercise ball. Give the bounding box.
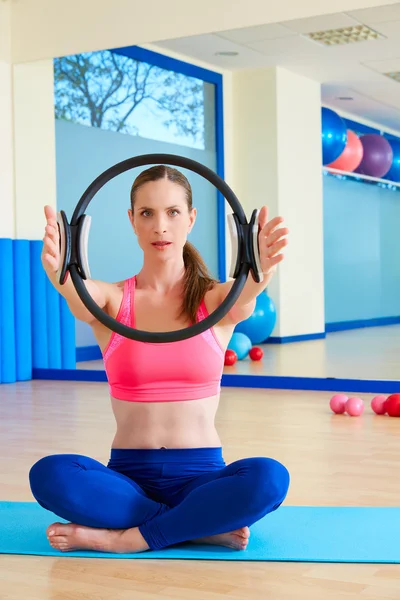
[321,107,347,165]
[327,130,363,172]
[228,333,252,360]
[354,134,393,178]
[235,292,276,345]
[382,138,400,182]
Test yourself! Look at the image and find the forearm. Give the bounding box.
[44,267,107,323]
[235,270,274,308]
[217,270,275,325]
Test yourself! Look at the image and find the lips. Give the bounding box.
[152,241,171,247]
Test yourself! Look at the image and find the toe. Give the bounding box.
[49,535,68,550]
[51,541,70,552]
[53,523,72,535]
[54,535,68,544]
[47,522,65,537]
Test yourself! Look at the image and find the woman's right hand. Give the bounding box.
[40,206,111,323]
[42,205,60,274]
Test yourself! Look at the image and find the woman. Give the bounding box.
[29,165,290,554]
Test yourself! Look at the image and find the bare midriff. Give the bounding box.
[110,394,222,449]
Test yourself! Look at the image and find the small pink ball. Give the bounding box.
[371,395,387,415]
[345,397,364,417]
[329,394,348,414]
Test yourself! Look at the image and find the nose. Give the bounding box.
[154,215,167,235]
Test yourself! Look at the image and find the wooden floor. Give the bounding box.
[1,380,400,599]
[76,325,400,381]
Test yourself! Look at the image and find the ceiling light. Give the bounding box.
[215,51,239,56]
[305,24,384,47]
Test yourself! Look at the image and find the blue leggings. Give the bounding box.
[29,447,290,551]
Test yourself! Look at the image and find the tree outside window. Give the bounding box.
[54,50,206,150]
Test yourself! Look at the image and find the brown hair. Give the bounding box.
[130,165,218,324]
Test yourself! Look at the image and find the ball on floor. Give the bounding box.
[371,395,387,415]
[249,346,263,361]
[224,349,238,366]
[385,394,400,417]
[345,397,364,417]
[329,394,348,414]
[227,332,252,360]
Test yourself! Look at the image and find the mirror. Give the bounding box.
[49,9,400,389]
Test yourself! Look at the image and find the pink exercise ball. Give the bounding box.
[329,394,348,414]
[371,395,387,415]
[327,130,363,172]
[345,397,364,417]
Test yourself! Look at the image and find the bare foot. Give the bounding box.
[46,522,149,554]
[191,526,250,550]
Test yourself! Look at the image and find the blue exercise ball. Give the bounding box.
[228,332,252,360]
[383,138,400,182]
[321,107,347,165]
[235,292,276,345]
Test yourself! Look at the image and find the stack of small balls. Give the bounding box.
[329,393,400,417]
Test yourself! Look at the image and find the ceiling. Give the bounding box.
[155,3,400,132]
[10,0,398,64]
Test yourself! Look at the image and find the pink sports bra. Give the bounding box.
[103,276,225,402]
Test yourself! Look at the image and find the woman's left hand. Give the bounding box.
[258,206,289,276]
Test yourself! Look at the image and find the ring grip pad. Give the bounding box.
[227,209,263,284]
[57,210,91,285]
[227,213,243,279]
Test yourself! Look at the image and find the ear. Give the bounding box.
[188,207,197,233]
[128,208,136,234]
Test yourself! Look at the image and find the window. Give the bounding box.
[54,50,209,150]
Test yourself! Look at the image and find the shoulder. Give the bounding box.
[204,281,254,326]
[97,278,128,318]
[94,278,124,298]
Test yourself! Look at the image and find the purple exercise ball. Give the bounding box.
[354,134,393,178]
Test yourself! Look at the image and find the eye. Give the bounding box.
[169,209,180,217]
[141,210,151,217]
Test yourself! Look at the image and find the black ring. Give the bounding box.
[68,153,251,343]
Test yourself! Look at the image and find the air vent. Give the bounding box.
[306,24,384,46]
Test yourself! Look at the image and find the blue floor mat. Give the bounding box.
[1,502,399,562]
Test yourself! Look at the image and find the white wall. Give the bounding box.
[11,0,399,63]
[232,68,278,218]
[0,3,14,238]
[13,60,57,240]
[0,60,14,239]
[274,68,324,337]
[232,66,324,338]
[0,2,11,63]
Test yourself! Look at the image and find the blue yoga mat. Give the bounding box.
[1,502,399,562]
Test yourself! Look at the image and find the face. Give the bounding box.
[129,179,196,257]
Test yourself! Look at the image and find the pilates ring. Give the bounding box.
[57,153,263,343]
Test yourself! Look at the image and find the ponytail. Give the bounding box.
[181,241,218,324]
